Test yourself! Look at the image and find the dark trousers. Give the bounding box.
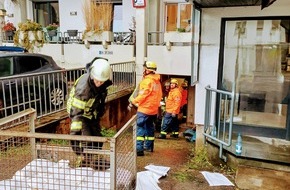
[136,112,156,152]
[161,112,179,134]
[70,118,103,156]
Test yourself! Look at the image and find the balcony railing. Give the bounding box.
[1,31,136,45]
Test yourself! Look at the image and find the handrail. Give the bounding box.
[203,83,236,162]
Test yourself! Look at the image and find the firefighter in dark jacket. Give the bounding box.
[67,57,112,166]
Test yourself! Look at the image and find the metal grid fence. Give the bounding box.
[0,109,137,189]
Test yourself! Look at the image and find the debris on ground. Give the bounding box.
[200,171,234,186]
[136,165,170,190]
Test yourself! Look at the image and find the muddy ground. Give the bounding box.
[137,134,237,190]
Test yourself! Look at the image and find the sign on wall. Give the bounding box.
[132,0,146,8]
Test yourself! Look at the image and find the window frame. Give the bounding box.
[164,3,193,32]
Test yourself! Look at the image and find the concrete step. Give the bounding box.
[235,165,290,190]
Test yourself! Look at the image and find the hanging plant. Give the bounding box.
[13,19,45,52]
[2,21,16,32]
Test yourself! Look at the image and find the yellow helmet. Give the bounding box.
[171,79,178,85]
[144,61,157,72]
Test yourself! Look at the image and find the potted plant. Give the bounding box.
[46,23,58,37]
[2,21,16,39]
[67,30,78,37]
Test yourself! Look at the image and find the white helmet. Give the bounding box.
[90,58,111,81]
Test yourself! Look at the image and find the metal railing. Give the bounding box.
[0,61,136,119]
[147,31,164,45]
[203,84,236,162]
[113,31,135,45]
[1,31,136,45]
[0,108,137,189]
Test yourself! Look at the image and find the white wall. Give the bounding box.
[148,46,191,75]
[195,0,290,125]
[37,44,134,69]
[59,0,85,33]
[122,0,136,32]
[3,0,22,25]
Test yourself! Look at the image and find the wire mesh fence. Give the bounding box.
[0,109,137,189]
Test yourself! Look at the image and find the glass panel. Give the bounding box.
[222,19,290,129]
[179,4,192,32]
[191,8,200,85]
[34,2,59,27]
[166,4,178,31]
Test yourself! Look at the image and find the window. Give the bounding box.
[165,3,192,32]
[34,1,59,27]
[191,7,200,84]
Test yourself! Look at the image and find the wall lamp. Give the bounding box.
[166,41,172,51]
[84,39,90,49]
[102,40,109,49]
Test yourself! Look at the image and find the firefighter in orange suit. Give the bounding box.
[128,61,162,156]
[159,79,182,139]
[180,81,188,122]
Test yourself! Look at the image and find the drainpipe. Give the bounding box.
[0,0,6,46]
[21,0,29,21]
[135,4,147,85]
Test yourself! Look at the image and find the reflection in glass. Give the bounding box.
[222,19,290,129]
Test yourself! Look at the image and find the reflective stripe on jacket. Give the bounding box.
[165,87,182,115]
[132,74,162,115]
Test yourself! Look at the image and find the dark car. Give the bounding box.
[0,47,67,117]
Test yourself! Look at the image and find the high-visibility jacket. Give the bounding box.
[180,88,188,107]
[132,73,162,115]
[67,72,112,131]
[165,87,182,115]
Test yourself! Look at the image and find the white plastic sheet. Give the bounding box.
[0,159,133,190]
[136,164,170,190]
[201,171,234,186]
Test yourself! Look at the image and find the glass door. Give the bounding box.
[220,18,290,138]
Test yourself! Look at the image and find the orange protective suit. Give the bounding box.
[165,87,182,115]
[132,74,162,115]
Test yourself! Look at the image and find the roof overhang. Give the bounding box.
[193,0,277,10]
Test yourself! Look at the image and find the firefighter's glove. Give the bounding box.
[127,103,133,111]
[172,113,176,117]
